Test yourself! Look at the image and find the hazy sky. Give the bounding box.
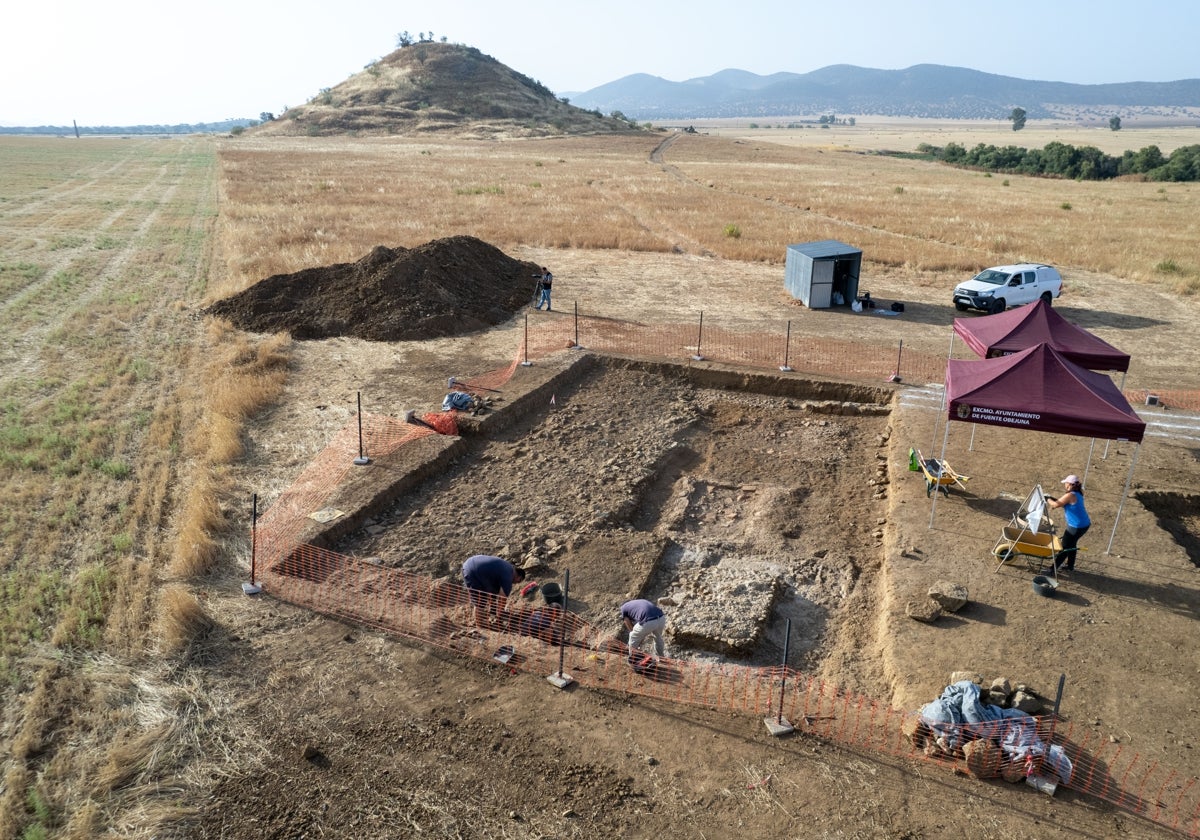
[4,0,1197,126]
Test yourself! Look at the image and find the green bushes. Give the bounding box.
[915,141,1200,182]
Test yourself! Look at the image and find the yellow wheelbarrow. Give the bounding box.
[993,525,1065,573]
[912,448,970,498]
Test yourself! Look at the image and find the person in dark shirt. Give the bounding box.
[620,598,668,662]
[462,555,525,626]
[535,267,553,311]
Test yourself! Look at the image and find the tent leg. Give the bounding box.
[931,332,955,455]
[969,423,976,452]
[1103,374,1128,461]
[1083,437,1096,486]
[1105,443,1140,555]
[928,417,953,529]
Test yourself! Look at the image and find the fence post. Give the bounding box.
[354,391,370,465]
[547,569,573,688]
[243,495,261,595]
[572,301,582,349]
[888,340,903,383]
[691,311,705,361]
[780,320,794,372]
[764,619,794,736]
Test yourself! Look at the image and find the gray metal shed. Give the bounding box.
[784,240,862,309]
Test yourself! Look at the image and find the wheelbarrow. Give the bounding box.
[993,525,1063,573]
[913,449,970,497]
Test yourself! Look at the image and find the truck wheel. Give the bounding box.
[991,298,1006,314]
[954,301,968,312]
[1041,292,1053,305]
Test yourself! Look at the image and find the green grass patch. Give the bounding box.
[95,459,131,480]
[454,185,504,196]
[48,234,86,251]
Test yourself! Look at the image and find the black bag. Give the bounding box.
[891,302,905,312]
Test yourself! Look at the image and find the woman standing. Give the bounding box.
[1047,474,1090,574]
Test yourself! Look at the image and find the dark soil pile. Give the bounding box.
[205,236,542,341]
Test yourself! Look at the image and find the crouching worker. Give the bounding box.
[620,598,668,663]
[462,555,525,627]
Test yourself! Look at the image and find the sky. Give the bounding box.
[4,0,1198,127]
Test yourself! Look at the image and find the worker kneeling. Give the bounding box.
[620,598,668,665]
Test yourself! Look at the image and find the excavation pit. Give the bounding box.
[332,354,894,668]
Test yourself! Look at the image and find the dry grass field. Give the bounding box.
[683,117,1200,157]
[2,124,1199,838]
[217,129,1199,294]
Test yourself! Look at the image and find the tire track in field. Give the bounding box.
[0,141,143,221]
[585,133,714,257]
[0,151,176,382]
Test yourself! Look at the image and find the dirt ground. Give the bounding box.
[195,244,1200,839]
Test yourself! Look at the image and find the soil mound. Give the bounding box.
[205,236,542,341]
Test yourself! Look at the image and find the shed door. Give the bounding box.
[810,260,834,308]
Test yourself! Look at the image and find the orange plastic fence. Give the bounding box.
[518,310,1200,409]
[249,311,1200,837]
[256,543,1200,837]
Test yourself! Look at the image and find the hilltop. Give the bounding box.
[250,42,640,138]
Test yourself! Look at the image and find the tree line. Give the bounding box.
[916,140,1200,181]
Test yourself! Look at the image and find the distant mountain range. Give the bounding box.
[566,64,1200,123]
[7,55,1198,136]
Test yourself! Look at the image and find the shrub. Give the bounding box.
[1060,202,1072,210]
[1156,259,1181,274]
[723,224,742,239]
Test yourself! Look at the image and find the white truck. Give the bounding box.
[953,264,1063,314]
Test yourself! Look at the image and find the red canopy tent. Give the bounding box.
[952,299,1130,372]
[931,344,1145,551]
[946,344,1144,442]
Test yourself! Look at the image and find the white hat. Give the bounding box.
[1061,474,1080,485]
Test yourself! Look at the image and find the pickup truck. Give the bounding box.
[953,264,1063,314]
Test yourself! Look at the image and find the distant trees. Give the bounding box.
[1110,115,1122,131]
[1009,107,1027,131]
[397,30,441,47]
[260,112,275,122]
[916,140,1200,181]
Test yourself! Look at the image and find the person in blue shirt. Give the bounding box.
[620,598,668,662]
[462,555,525,626]
[1047,474,1091,574]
